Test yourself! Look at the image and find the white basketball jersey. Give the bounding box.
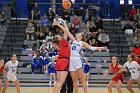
[5,60,18,76]
[124,61,140,80]
[70,40,83,57]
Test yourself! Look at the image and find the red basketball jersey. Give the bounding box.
[58,38,70,58]
[0,66,4,73]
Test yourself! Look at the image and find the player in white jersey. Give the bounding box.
[124,55,140,93]
[2,54,20,93]
[55,19,107,93]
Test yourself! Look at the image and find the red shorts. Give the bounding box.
[111,74,124,82]
[56,58,69,71]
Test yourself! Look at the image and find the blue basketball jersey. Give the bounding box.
[83,63,90,73]
[44,57,51,65]
[48,62,56,73]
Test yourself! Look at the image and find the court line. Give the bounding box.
[6,85,139,88]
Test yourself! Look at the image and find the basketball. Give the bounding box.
[62,0,71,10]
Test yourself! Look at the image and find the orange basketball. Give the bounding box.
[62,0,71,10]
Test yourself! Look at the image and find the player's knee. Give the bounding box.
[107,85,112,89]
[79,75,86,80]
[126,85,131,89]
[16,83,20,87]
[116,86,121,90]
[3,86,8,90]
[58,80,65,85]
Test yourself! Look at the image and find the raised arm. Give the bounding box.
[82,42,107,51]
[52,22,67,39]
[60,19,76,41]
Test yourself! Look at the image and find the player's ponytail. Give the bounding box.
[52,36,60,45]
[81,33,87,42]
[115,57,119,64]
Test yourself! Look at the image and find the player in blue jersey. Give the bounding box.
[48,58,56,85]
[49,47,57,58]
[83,57,90,85]
[44,52,51,73]
[31,51,44,73]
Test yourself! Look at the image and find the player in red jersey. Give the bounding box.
[0,59,4,92]
[104,56,124,93]
[52,20,70,93]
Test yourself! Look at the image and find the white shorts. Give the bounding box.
[131,75,140,80]
[5,74,18,81]
[69,56,83,71]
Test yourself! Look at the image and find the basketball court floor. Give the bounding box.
[7,83,139,93]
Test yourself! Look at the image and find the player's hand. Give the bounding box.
[52,21,60,26]
[103,72,107,79]
[101,46,107,50]
[60,18,66,23]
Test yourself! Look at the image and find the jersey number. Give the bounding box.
[72,46,76,50]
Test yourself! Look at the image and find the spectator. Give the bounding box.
[89,38,98,47]
[87,31,98,45]
[47,8,55,23]
[2,4,10,19]
[121,4,129,21]
[69,24,77,36]
[123,21,134,36]
[132,43,140,64]
[82,29,93,42]
[98,31,109,47]
[87,16,96,33]
[0,11,7,27]
[31,51,44,73]
[45,31,53,49]
[83,9,89,23]
[134,9,140,22]
[129,6,136,21]
[26,22,35,40]
[41,14,48,26]
[45,31,53,42]
[72,15,80,29]
[95,6,102,17]
[39,40,49,58]
[29,10,37,21]
[62,11,70,23]
[32,2,40,20]
[42,26,49,36]
[95,16,103,30]
[135,21,140,34]
[133,32,140,45]
[9,0,16,17]
[36,23,41,33]
[36,32,45,50]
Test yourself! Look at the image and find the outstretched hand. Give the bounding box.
[101,46,107,50]
[52,21,60,27]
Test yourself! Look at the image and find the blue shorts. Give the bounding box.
[48,69,56,74]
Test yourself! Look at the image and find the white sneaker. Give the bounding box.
[77,81,79,86]
[49,81,51,85]
[87,82,89,86]
[54,81,56,85]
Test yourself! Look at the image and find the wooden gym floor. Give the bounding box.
[6,83,139,93]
